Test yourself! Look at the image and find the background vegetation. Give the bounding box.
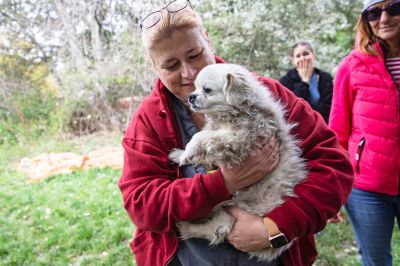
[1,0,362,140]
[1,0,399,265]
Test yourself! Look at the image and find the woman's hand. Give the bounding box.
[221,137,280,195]
[327,210,344,224]
[297,59,313,83]
[225,206,269,252]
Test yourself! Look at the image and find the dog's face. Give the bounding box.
[189,64,254,114]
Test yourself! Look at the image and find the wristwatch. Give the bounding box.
[263,217,288,249]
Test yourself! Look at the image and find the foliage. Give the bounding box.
[0,54,64,145]
[199,0,362,78]
[1,0,363,135]
[0,0,156,135]
[3,2,399,264]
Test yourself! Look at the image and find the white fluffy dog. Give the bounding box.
[168,63,307,262]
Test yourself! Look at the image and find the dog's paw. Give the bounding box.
[168,149,184,164]
[176,221,197,240]
[180,150,196,165]
[209,224,232,245]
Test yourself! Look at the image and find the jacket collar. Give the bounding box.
[352,42,386,60]
[350,42,386,68]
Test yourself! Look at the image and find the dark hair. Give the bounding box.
[291,41,314,57]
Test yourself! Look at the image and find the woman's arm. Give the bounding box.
[119,110,280,233]
[118,112,231,233]
[328,58,355,150]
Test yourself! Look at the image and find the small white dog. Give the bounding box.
[169,64,307,262]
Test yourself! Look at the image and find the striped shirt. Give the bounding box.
[386,57,400,83]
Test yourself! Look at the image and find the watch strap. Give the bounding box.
[263,217,280,237]
[263,217,288,248]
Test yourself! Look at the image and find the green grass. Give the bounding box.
[0,132,136,266]
[315,211,400,266]
[314,215,361,266]
[0,132,399,265]
[0,168,135,266]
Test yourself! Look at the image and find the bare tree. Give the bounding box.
[0,0,361,134]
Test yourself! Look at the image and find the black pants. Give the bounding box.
[169,238,283,266]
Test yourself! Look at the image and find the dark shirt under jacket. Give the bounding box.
[279,68,333,124]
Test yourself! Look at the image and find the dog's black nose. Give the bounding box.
[189,94,197,104]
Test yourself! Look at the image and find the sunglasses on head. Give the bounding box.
[140,0,192,29]
[362,1,400,21]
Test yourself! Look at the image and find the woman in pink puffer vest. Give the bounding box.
[329,0,400,265]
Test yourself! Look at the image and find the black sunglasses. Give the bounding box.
[363,1,400,21]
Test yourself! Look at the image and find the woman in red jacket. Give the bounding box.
[119,1,353,265]
[329,0,400,265]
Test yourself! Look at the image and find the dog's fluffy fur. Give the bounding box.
[168,64,307,262]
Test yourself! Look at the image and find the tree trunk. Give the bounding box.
[89,1,103,63]
[54,0,86,71]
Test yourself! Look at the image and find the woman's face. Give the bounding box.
[368,1,400,44]
[292,45,315,68]
[149,26,216,102]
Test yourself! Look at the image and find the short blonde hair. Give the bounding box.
[141,6,204,52]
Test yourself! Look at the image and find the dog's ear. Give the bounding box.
[223,72,252,106]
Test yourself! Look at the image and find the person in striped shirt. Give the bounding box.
[329,0,400,265]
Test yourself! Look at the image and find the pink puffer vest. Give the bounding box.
[330,43,400,196]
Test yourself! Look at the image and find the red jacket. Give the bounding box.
[329,43,400,196]
[119,60,353,266]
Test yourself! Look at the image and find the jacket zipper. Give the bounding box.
[355,137,366,174]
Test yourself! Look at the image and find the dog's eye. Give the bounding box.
[203,87,212,93]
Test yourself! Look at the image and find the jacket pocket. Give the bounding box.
[355,137,366,174]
